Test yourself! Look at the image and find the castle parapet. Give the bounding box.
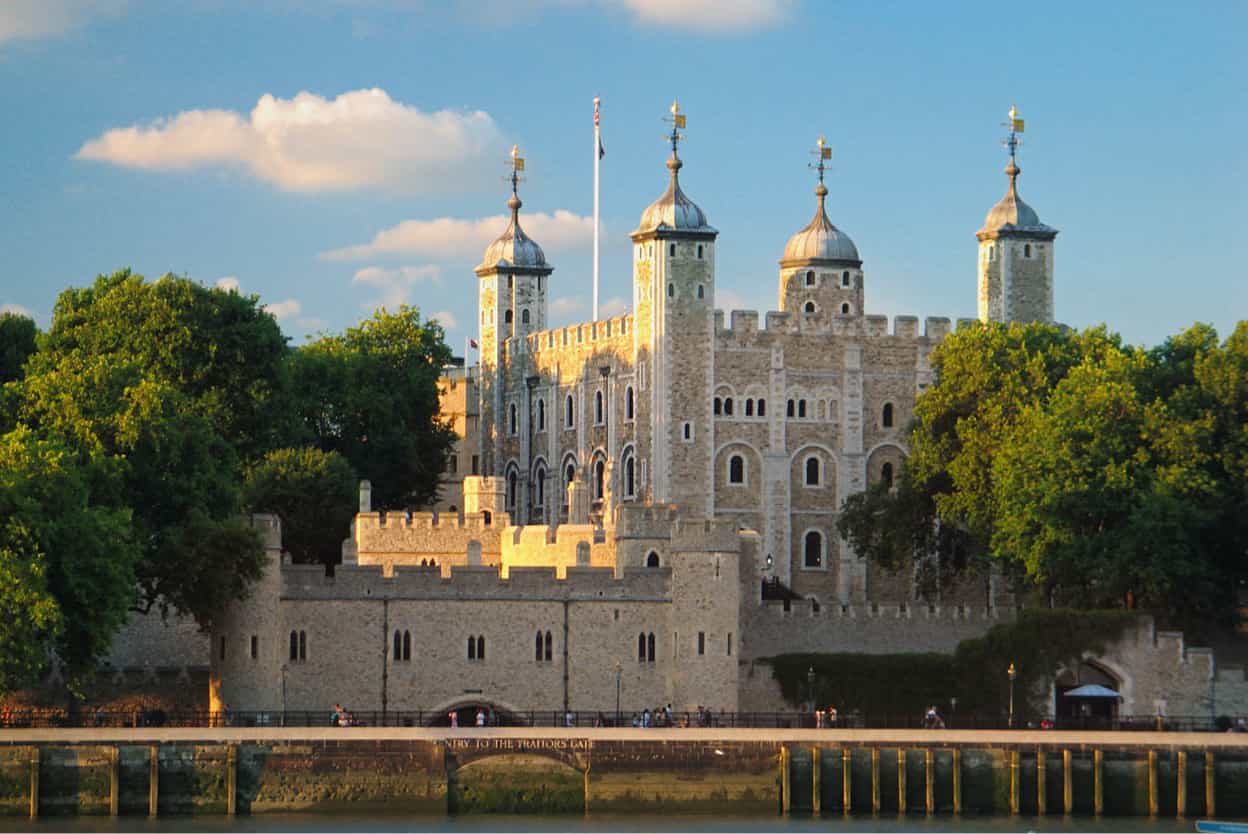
[525,314,633,352]
[671,517,740,553]
[614,504,681,540]
[894,316,918,338]
[924,317,952,340]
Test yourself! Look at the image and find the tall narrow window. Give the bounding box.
[882,402,894,428]
[757,399,766,417]
[289,631,298,662]
[535,465,546,506]
[1024,243,1032,257]
[787,399,795,418]
[468,636,477,660]
[683,422,692,440]
[841,302,851,315]
[250,635,258,660]
[667,283,674,297]
[697,632,706,656]
[394,630,403,661]
[805,270,815,287]
[521,308,530,324]
[882,462,895,490]
[745,399,754,417]
[594,458,605,499]
[565,395,574,428]
[804,301,816,314]
[595,390,604,424]
[727,633,732,656]
[625,386,634,420]
[505,309,513,324]
[544,631,553,662]
[804,531,823,568]
[646,551,660,568]
[638,632,646,662]
[647,632,656,663]
[798,400,807,419]
[402,631,411,661]
[509,403,517,434]
[728,455,745,484]
[219,636,226,661]
[298,631,306,662]
[537,399,545,431]
[669,243,676,257]
[724,398,734,416]
[697,244,704,259]
[476,636,485,660]
[805,456,820,486]
[713,397,722,415]
[842,270,850,287]
[535,631,544,662]
[506,470,517,510]
[624,454,635,498]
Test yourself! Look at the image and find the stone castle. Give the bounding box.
[200,106,1248,722]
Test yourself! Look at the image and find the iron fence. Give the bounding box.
[0,708,1238,732]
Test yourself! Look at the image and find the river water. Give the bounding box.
[0,814,1204,833]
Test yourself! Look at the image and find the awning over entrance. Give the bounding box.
[1063,684,1122,699]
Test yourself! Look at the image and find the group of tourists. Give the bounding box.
[331,703,361,726]
[814,705,839,728]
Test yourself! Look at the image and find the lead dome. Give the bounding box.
[478,192,547,271]
[781,181,860,266]
[633,153,715,235]
[978,160,1054,236]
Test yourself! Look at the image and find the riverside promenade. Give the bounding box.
[3,727,1247,818]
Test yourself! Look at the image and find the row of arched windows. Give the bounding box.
[288,630,307,663]
[535,630,553,662]
[393,630,411,661]
[467,635,486,661]
[802,270,853,287]
[802,300,854,315]
[522,387,636,436]
[502,308,533,325]
[714,397,766,418]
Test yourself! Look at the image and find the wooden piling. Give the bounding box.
[1176,750,1186,818]
[1062,749,1072,814]
[109,746,120,816]
[871,747,880,814]
[226,745,237,816]
[924,749,934,815]
[1009,750,1019,815]
[1036,750,1046,816]
[148,745,159,817]
[1147,749,1158,817]
[842,748,852,815]
[1093,749,1103,817]
[811,747,821,816]
[780,746,790,815]
[583,764,591,816]
[897,748,906,814]
[1205,750,1215,817]
[952,748,961,815]
[28,747,38,820]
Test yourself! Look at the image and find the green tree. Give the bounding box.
[244,447,357,567]
[0,428,137,691]
[0,312,38,385]
[291,306,454,509]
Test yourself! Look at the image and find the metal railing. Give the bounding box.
[0,709,1237,732]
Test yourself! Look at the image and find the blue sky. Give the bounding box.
[1,0,1244,350]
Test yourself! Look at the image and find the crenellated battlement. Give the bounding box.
[524,313,633,353]
[280,561,671,602]
[355,510,502,533]
[714,309,951,341]
[614,503,682,540]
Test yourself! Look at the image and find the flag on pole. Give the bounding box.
[820,146,832,160]
[595,99,605,159]
[468,338,478,349]
[673,113,686,129]
[1012,118,1025,133]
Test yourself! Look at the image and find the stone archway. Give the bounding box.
[1054,659,1124,721]
[425,694,529,727]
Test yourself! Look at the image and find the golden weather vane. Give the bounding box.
[1002,105,1025,162]
[809,135,832,183]
[663,100,686,155]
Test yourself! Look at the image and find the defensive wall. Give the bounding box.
[3,728,1247,819]
[713,311,953,342]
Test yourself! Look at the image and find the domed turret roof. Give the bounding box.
[781,182,860,265]
[478,192,548,271]
[634,155,714,235]
[978,161,1056,238]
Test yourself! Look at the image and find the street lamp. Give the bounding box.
[614,659,622,727]
[1007,663,1017,729]
[950,696,957,728]
[807,666,816,714]
[280,664,288,727]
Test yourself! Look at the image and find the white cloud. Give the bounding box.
[322,210,595,262]
[551,296,586,316]
[263,299,302,321]
[1,303,34,318]
[352,264,442,312]
[75,88,503,194]
[428,310,459,330]
[600,296,629,317]
[612,0,792,31]
[215,276,241,293]
[0,0,126,45]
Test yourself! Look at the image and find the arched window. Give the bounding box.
[535,631,543,662]
[1024,243,1032,257]
[667,283,674,298]
[787,399,795,418]
[881,462,895,490]
[804,530,823,568]
[713,397,722,415]
[565,462,575,490]
[521,308,530,324]
[805,270,815,287]
[697,284,704,299]
[394,630,402,661]
[290,631,298,662]
[647,632,656,663]
[728,455,745,484]
[745,399,754,417]
[757,398,766,417]
[536,399,545,431]
[402,631,410,661]
[804,301,816,314]
[798,400,807,419]
[565,395,574,428]
[841,302,851,314]
[625,386,634,420]
[697,244,704,259]
[509,403,517,434]
[724,398,734,416]
[669,243,676,257]
[298,631,306,662]
[882,402,894,428]
[842,270,850,287]
[544,631,553,662]
[468,636,476,660]
[638,633,646,662]
[506,469,517,510]
[534,465,546,507]
[477,636,485,660]
[482,510,492,526]
[623,453,636,498]
[646,551,660,568]
[594,458,605,499]
[505,309,513,324]
[595,390,604,424]
[805,456,820,486]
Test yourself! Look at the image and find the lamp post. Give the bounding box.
[807,666,816,716]
[1007,663,1017,729]
[614,659,622,727]
[950,696,957,729]
[280,664,288,727]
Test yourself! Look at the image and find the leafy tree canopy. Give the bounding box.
[0,312,38,386]
[290,306,454,509]
[244,447,357,567]
[840,320,1248,623]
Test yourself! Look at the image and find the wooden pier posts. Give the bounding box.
[811,747,821,815]
[871,747,880,814]
[28,747,39,820]
[952,748,961,815]
[925,749,934,815]
[779,747,790,815]
[1177,750,1187,818]
[109,746,120,816]
[896,749,906,814]
[1147,749,1158,817]
[1008,750,1019,815]
[1205,750,1215,817]
[1036,750,1046,816]
[148,745,159,817]
[842,748,852,814]
[1063,749,1072,814]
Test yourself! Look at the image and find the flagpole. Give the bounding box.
[592,96,601,322]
